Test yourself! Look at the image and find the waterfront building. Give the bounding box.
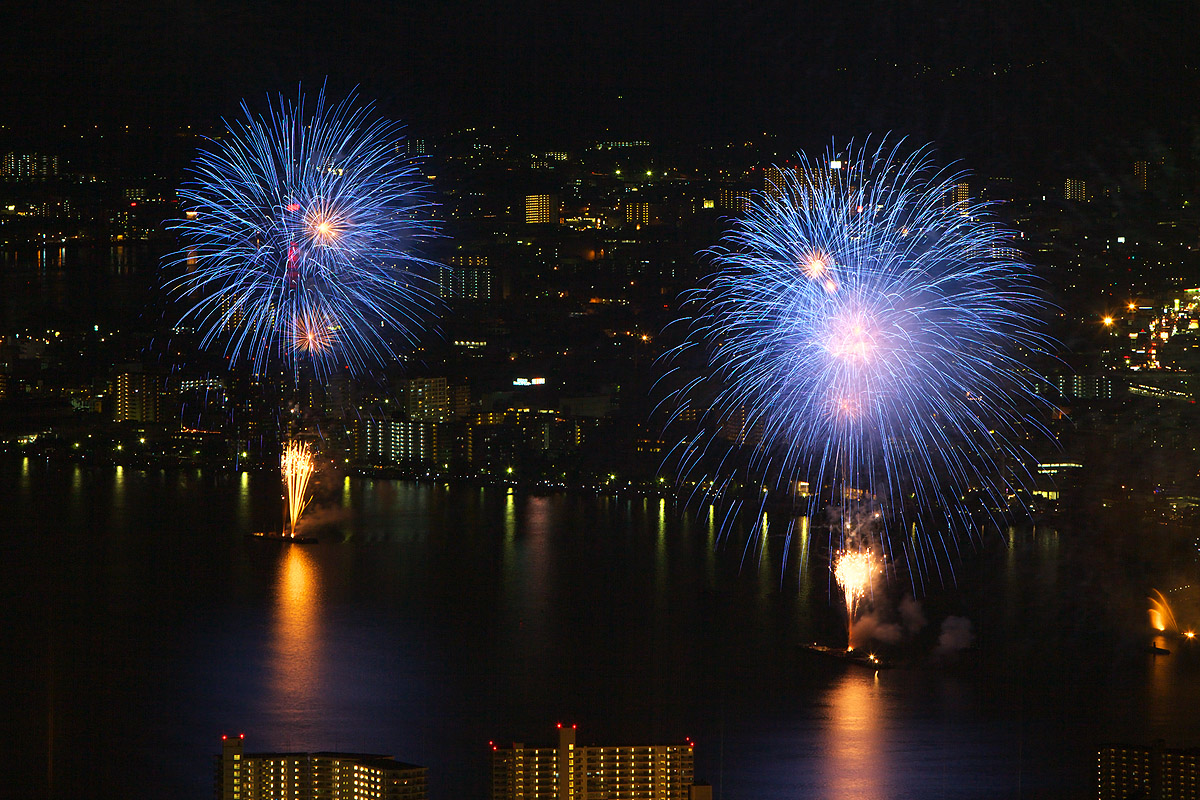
[216,735,428,800]
[355,417,438,464]
[491,724,695,800]
[1098,741,1200,800]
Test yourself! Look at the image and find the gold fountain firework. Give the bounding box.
[834,549,878,650]
[281,440,315,538]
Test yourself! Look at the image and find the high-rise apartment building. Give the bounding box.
[1064,178,1089,202]
[491,725,695,800]
[945,181,970,212]
[114,368,161,423]
[762,165,834,205]
[400,377,451,422]
[526,195,559,224]
[716,188,752,215]
[1,151,59,180]
[356,417,438,464]
[623,201,651,226]
[441,255,494,300]
[1134,160,1149,192]
[762,165,795,200]
[1098,741,1200,800]
[216,735,428,800]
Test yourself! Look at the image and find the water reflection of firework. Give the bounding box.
[282,441,315,538]
[834,549,878,649]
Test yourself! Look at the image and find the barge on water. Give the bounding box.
[801,643,893,670]
[246,531,319,544]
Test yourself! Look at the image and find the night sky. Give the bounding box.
[1,1,1197,172]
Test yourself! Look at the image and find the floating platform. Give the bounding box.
[801,643,893,669]
[246,531,319,544]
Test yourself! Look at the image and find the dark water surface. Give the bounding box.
[0,245,157,331]
[4,457,1200,799]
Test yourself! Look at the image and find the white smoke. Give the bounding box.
[934,616,975,655]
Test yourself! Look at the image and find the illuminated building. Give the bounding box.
[1,151,58,180]
[356,417,438,464]
[216,735,427,800]
[762,165,797,200]
[763,165,839,205]
[623,201,651,226]
[1064,178,1089,202]
[717,188,752,214]
[219,294,248,333]
[945,181,970,212]
[491,725,695,800]
[469,409,580,468]
[1098,742,1200,800]
[1050,374,1114,400]
[1134,160,1149,192]
[441,255,494,300]
[990,245,1023,262]
[594,140,649,149]
[718,404,764,447]
[526,194,559,224]
[113,368,161,423]
[400,377,451,422]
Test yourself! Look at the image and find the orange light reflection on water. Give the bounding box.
[822,670,888,799]
[269,546,322,726]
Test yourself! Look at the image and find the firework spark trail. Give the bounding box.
[163,86,438,381]
[282,440,315,538]
[834,549,878,648]
[658,138,1055,590]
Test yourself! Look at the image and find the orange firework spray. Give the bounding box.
[281,441,315,538]
[291,309,336,356]
[834,549,877,650]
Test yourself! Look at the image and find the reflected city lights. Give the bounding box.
[796,515,812,599]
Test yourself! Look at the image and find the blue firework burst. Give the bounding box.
[659,139,1055,587]
[164,86,438,380]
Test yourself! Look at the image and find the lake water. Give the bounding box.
[3,456,1200,799]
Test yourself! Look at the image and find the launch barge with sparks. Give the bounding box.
[801,643,893,670]
[247,531,319,544]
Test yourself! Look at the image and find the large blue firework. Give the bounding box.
[659,139,1054,588]
[164,87,438,380]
